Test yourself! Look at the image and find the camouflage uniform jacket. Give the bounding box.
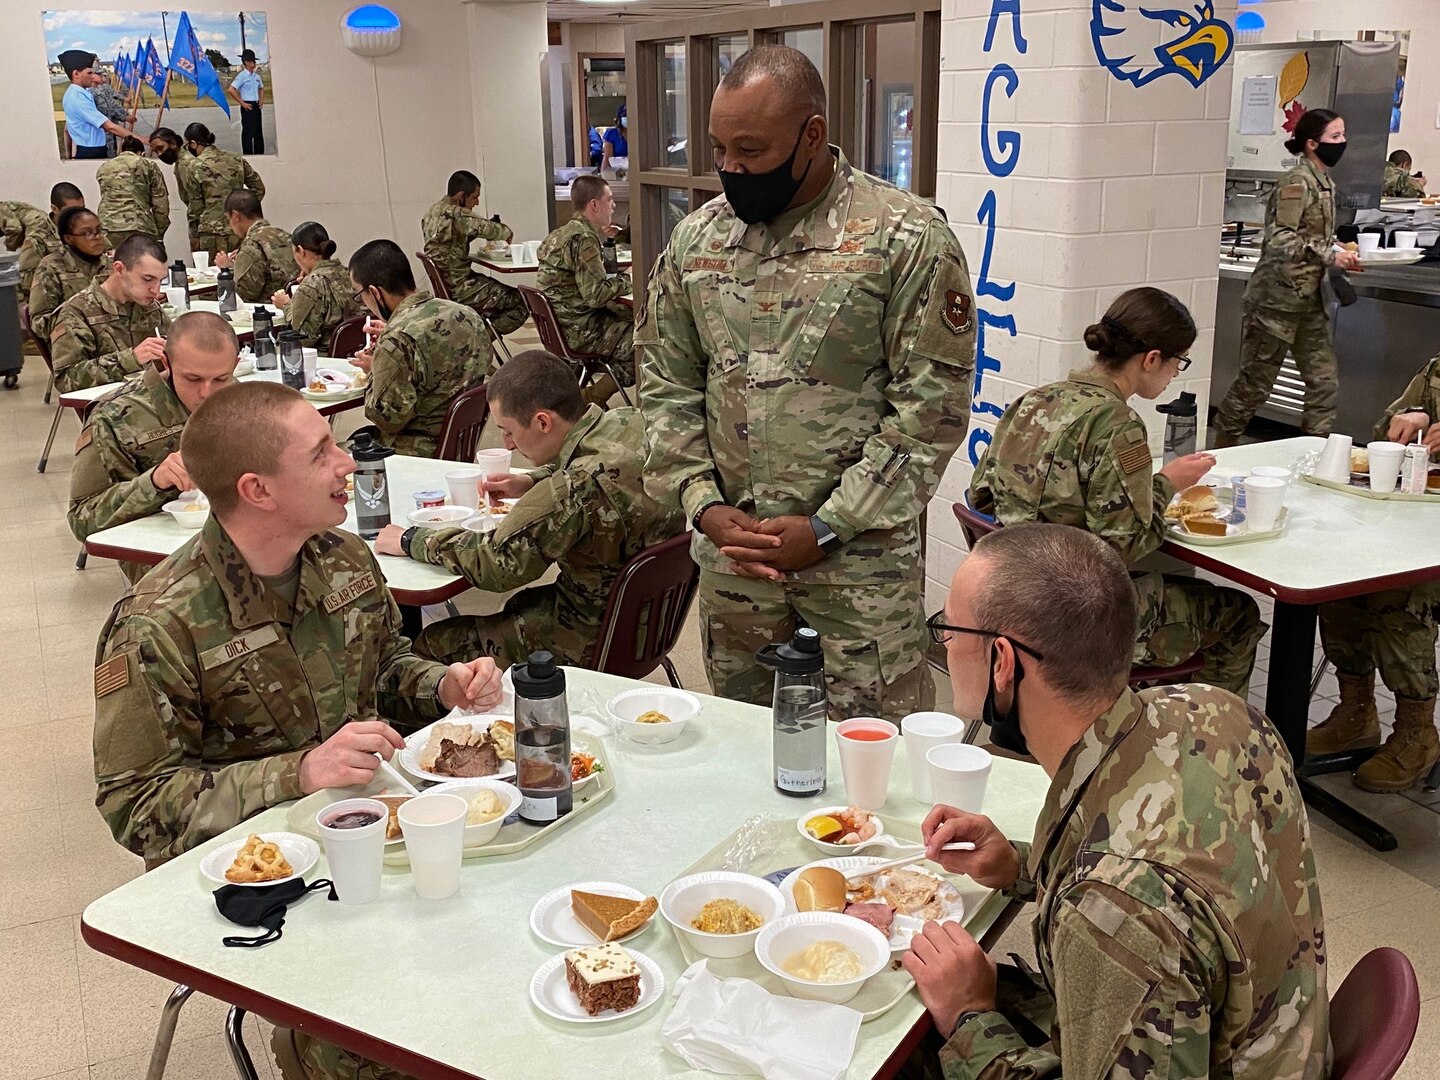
[173,153,201,236]
[1383,162,1425,199]
[28,246,111,341]
[232,219,299,302]
[288,259,365,349]
[407,406,683,663]
[421,198,513,294]
[1378,354,1440,440]
[93,518,448,862]
[2,202,62,295]
[968,370,1174,639]
[96,152,171,238]
[91,82,129,155]
[942,684,1327,1080]
[636,148,976,586]
[367,291,493,457]
[1243,160,1335,313]
[68,365,190,581]
[49,279,171,393]
[189,145,265,241]
[537,216,632,323]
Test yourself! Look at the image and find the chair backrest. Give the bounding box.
[435,384,490,463]
[1331,947,1420,1080]
[952,500,999,550]
[590,532,700,680]
[414,252,453,301]
[329,314,367,360]
[516,284,582,362]
[19,304,55,371]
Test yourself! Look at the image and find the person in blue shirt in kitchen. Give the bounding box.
[58,50,137,160]
[227,48,267,155]
[600,104,628,172]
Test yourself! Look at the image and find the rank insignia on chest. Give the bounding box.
[322,571,378,613]
[836,237,866,255]
[94,655,130,698]
[844,217,878,236]
[943,289,973,335]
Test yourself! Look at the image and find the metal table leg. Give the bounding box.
[1269,600,1397,851]
[145,983,195,1080]
[225,1006,261,1080]
[399,604,422,641]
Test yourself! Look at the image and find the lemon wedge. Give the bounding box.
[805,815,844,842]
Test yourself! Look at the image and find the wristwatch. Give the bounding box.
[951,1010,987,1038]
[810,515,843,556]
[400,526,419,557]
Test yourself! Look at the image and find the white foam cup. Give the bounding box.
[474,447,513,479]
[316,798,388,904]
[192,251,210,270]
[163,286,188,312]
[835,717,899,812]
[1243,475,1287,531]
[1367,441,1407,494]
[1249,465,1292,484]
[901,712,966,803]
[1315,433,1353,483]
[1394,231,1419,250]
[444,468,483,509]
[397,793,467,900]
[1356,233,1381,254]
[926,744,993,814]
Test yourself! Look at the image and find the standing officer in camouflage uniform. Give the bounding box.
[215,188,297,302]
[537,174,634,405]
[90,380,503,1080]
[1213,109,1363,444]
[50,234,170,393]
[149,128,200,253]
[28,206,110,342]
[421,170,528,335]
[1309,354,1440,791]
[182,122,266,258]
[1384,150,1426,198]
[349,238,493,456]
[269,221,364,349]
[69,312,238,583]
[908,524,1326,1080]
[96,136,170,248]
[970,288,1265,696]
[638,46,975,721]
[376,351,682,667]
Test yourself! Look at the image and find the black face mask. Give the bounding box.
[70,245,102,264]
[982,640,1029,757]
[1315,141,1346,168]
[717,121,814,226]
[156,148,179,165]
[369,287,393,322]
[213,877,334,948]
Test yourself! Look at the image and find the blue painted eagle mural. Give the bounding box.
[1091,0,1234,88]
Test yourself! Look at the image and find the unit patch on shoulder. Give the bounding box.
[943,289,973,335]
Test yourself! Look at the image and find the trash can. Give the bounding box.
[0,253,22,389]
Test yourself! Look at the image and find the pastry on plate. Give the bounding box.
[564,942,642,1015]
[571,890,657,942]
[1182,515,1228,537]
[1351,448,1369,474]
[225,834,293,883]
[374,795,411,840]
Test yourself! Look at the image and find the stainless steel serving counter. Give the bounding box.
[1213,255,1440,438]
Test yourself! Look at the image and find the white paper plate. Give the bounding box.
[301,384,358,400]
[397,716,517,784]
[779,857,964,952]
[201,831,319,888]
[529,949,664,1024]
[530,881,652,948]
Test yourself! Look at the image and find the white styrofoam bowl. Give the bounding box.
[425,778,521,847]
[162,497,210,529]
[754,911,891,1004]
[606,687,701,745]
[660,871,784,959]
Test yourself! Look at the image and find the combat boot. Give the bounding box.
[1306,671,1381,756]
[1355,697,1440,793]
[582,373,620,407]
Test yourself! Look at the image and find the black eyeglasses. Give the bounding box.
[1169,353,1193,372]
[926,611,1045,661]
[351,288,368,305]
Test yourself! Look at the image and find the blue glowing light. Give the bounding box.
[344,5,401,31]
[1235,12,1266,31]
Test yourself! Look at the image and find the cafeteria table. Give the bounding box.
[80,666,1049,1080]
[84,453,473,612]
[1160,435,1440,851]
[473,247,632,275]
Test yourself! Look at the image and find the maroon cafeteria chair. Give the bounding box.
[515,283,631,408]
[328,314,367,360]
[589,532,698,686]
[435,384,490,464]
[1330,947,1420,1079]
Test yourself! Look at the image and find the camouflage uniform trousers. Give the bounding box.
[412,589,571,671]
[1214,302,1338,438]
[1319,584,1440,701]
[104,229,157,250]
[272,1026,415,1080]
[698,569,934,723]
[195,232,241,260]
[452,273,529,337]
[1136,574,1266,698]
[567,313,635,386]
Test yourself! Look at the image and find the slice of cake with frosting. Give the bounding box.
[563,942,642,1015]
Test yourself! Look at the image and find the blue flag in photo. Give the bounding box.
[116,54,129,88]
[168,12,231,117]
[131,41,146,91]
[143,38,168,100]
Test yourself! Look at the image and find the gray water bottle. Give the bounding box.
[216,267,237,313]
[1157,391,1197,462]
[757,628,828,798]
[512,651,573,824]
[252,307,277,370]
[348,428,393,539]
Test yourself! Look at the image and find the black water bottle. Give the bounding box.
[601,237,619,276]
[168,260,189,303]
[216,267,237,314]
[252,307,276,370]
[512,651,573,824]
[278,330,306,389]
[348,428,394,540]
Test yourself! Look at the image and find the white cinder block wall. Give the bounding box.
[925,0,1238,615]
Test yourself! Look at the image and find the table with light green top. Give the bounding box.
[82,667,1048,1080]
[1160,435,1440,852]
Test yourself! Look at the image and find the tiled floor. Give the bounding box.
[1,339,1438,1077]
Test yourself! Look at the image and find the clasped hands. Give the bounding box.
[698,505,822,582]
